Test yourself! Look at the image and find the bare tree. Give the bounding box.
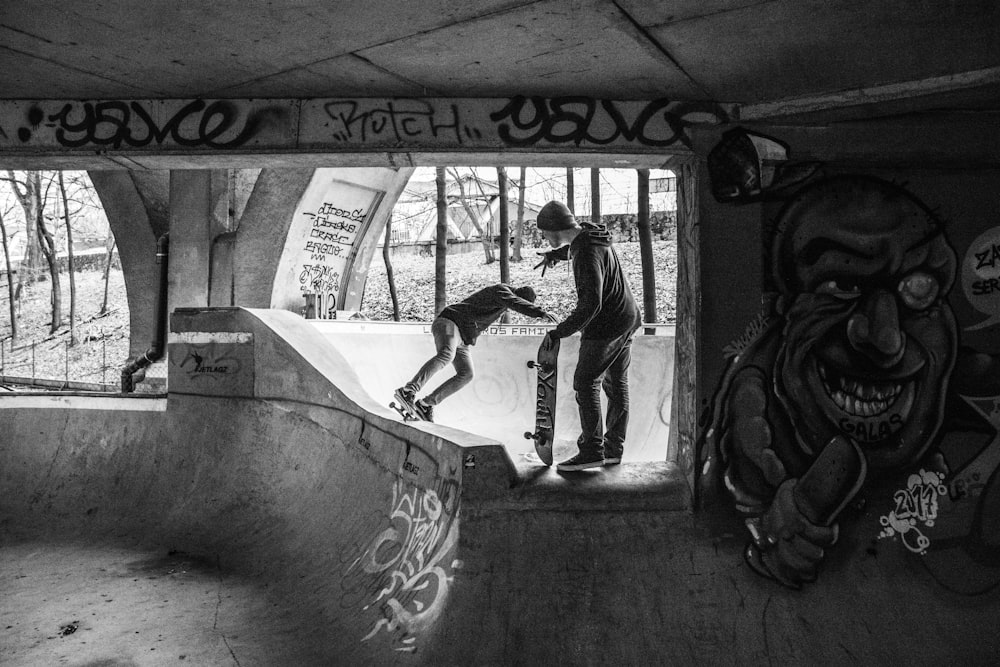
[2,171,42,304]
[5,171,62,333]
[447,167,495,264]
[513,166,526,262]
[435,168,448,315]
[0,208,17,344]
[497,166,510,284]
[100,235,116,316]
[382,214,400,321]
[58,172,78,345]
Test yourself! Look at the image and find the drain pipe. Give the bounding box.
[121,233,169,393]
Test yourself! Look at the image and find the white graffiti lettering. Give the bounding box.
[878,468,947,554]
[345,479,460,652]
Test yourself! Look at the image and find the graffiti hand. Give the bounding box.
[745,479,838,589]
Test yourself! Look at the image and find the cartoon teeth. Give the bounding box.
[819,363,903,417]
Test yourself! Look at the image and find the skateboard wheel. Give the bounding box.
[527,360,537,368]
[524,431,534,440]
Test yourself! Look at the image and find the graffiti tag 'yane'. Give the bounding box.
[324,100,481,144]
[22,100,275,149]
[488,96,729,149]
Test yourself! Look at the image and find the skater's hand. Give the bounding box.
[533,249,566,276]
[544,312,559,324]
[540,332,557,352]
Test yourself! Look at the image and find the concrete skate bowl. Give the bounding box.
[0,307,519,665]
[3,307,999,665]
[312,320,675,465]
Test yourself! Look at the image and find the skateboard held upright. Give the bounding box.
[524,337,559,465]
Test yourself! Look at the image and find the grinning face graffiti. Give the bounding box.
[772,176,958,469]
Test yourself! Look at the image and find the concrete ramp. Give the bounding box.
[1,308,997,665]
[313,320,674,464]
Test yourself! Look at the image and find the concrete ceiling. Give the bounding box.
[1,0,998,124]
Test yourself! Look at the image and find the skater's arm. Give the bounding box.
[550,250,602,339]
[497,285,551,320]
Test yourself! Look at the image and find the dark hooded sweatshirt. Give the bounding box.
[439,284,549,345]
[550,223,641,341]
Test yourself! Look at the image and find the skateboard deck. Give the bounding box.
[390,390,424,422]
[524,337,559,465]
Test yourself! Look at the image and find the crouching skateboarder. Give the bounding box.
[395,283,556,421]
[535,200,641,471]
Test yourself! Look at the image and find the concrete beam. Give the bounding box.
[739,66,1000,121]
[0,97,731,169]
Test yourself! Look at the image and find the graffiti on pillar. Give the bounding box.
[341,475,461,653]
[275,180,384,316]
[701,175,1000,588]
[12,100,288,149]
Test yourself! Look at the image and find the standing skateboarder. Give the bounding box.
[395,283,556,422]
[535,200,641,471]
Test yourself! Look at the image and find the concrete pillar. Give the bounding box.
[168,170,229,313]
[88,171,166,361]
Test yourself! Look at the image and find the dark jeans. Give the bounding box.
[572,330,635,456]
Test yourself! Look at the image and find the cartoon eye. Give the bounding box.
[898,272,939,310]
[816,279,862,299]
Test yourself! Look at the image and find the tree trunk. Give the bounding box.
[100,236,115,315]
[383,214,400,321]
[448,168,494,263]
[497,167,510,285]
[591,167,601,225]
[636,169,657,324]
[0,209,17,345]
[58,172,78,345]
[5,170,43,304]
[513,166,526,262]
[566,168,575,213]
[35,185,62,334]
[435,167,448,316]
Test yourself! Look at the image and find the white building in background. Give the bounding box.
[388,167,676,246]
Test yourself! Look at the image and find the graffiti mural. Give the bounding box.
[341,477,461,652]
[701,174,1000,589]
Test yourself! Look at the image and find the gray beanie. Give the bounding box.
[536,200,576,231]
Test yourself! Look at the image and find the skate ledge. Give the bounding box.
[475,460,690,512]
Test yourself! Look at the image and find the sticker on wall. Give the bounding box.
[961,225,1000,331]
[167,331,254,397]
